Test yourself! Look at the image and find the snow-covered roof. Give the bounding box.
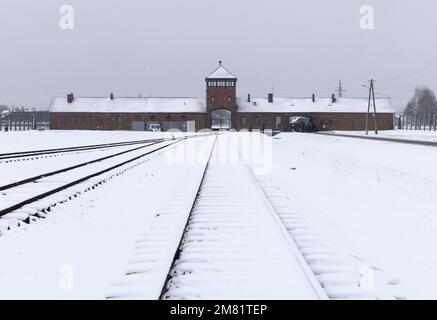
[50,96,394,114]
[50,97,206,113]
[206,65,237,79]
[237,97,395,114]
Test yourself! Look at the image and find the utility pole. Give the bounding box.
[336,80,346,98]
[365,79,378,135]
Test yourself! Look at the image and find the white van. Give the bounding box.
[148,123,161,132]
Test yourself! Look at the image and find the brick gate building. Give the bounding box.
[50,62,395,132]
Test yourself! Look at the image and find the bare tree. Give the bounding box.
[404,87,437,116]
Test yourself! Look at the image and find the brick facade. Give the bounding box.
[50,63,394,132]
[51,111,393,131]
[234,112,393,131]
[50,112,207,131]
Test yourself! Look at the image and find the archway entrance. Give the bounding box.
[211,109,232,130]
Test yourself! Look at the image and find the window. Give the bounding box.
[226,81,235,87]
[208,81,217,87]
[275,116,282,129]
[241,116,247,126]
[165,115,171,120]
[117,116,122,129]
[217,81,226,87]
[150,115,156,121]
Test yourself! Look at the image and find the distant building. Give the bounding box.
[50,63,394,131]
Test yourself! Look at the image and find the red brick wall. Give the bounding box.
[50,113,207,131]
[234,112,394,131]
[51,112,393,132]
[206,83,237,127]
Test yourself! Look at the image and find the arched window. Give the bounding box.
[211,109,231,129]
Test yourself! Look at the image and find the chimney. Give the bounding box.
[67,92,74,104]
[247,94,251,103]
[110,92,114,100]
[268,93,274,103]
[312,94,316,103]
[331,94,336,103]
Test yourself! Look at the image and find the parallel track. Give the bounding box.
[0,138,165,161]
[0,139,181,218]
[317,132,437,147]
[0,141,161,192]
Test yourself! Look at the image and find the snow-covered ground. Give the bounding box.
[240,132,437,299]
[0,133,212,299]
[0,130,436,299]
[332,130,437,143]
[0,130,187,154]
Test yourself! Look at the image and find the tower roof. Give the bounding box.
[206,61,237,80]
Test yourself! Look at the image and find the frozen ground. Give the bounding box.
[0,133,212,299]
[0,130,188,153]
[240,132,437,299]
[332,130,437,143]
[0,130,436,299]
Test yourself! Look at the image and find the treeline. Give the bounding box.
[0,104,8,112]
[404,87,437,116]
[0,104,38,113]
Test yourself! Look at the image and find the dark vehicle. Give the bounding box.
[290,116,315,132]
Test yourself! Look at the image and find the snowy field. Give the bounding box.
[0,130,436,299]
[0,130,188,153]
[0,131,212,299]
[332,129,437,143]
[242,132,437,299]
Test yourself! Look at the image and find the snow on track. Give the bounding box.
[0,142,159,189]
[161,135,326,300]
[0,135,213,299]
[106,136,216,300]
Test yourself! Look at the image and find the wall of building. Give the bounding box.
[50,112,207,131]
[234,112,394,131]
[206,83,237,128]
[51,111,393,132]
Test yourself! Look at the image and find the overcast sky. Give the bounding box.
[1,0,437,111]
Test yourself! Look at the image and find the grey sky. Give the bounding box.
[0,0,436,112]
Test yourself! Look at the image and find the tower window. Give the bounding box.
[208,81,216,87]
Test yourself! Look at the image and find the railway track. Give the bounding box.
[0,140,162,192]
[0,139,183,227]
[317,132,437,147]
[106,135,329,300]
[0,138,165,162]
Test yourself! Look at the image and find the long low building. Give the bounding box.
[50,63,395,132]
